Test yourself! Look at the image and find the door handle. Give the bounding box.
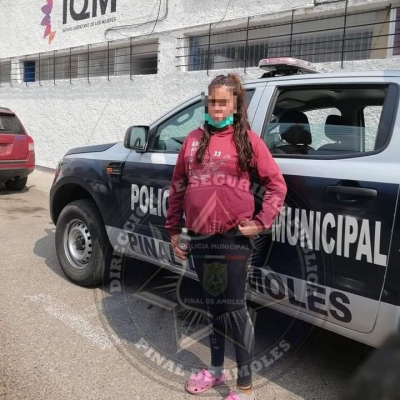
[326,185,377,198]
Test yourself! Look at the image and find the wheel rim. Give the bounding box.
[63,219,93,270]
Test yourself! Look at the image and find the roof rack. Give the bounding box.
[259,57,320,78]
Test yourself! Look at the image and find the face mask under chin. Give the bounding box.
[205,113,234,129]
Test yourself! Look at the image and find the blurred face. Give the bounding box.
[207,85,237,123]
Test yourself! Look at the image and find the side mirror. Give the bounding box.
[124,126,149,151]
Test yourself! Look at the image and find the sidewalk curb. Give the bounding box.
[36,165,56,174]
[29,167,56,194]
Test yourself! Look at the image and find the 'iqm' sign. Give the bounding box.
[63,0,117,24]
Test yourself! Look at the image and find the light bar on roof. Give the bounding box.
[259,57,320,74]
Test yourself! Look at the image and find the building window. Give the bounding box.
[0,60,11,84]
[114,42,158,76]
[24,61,36,82]
[17,41,158,84]
[186,7,390,70]
[392,7,400,56]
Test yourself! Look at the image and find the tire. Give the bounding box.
[5,176,28,191]
[55,199,110,287]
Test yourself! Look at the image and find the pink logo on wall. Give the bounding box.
[41,0,56,44]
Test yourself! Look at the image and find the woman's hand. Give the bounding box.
[238,220,261,238]
[171,234,188,262]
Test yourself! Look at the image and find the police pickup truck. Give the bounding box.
[50,58,400,348]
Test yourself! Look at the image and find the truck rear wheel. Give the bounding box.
[55,199,109,287]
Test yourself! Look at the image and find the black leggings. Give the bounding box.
[190,230,254,387]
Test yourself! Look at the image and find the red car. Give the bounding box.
[0,107,35,190]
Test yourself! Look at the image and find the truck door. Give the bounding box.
[112,84,265,276]
[249,78,399,334]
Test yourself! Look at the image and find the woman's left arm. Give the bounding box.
[251,137,287,232]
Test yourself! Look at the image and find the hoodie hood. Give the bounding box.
[199,124,235,137]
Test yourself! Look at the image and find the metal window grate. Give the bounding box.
[179,5,395,72]
[4,40,159,86]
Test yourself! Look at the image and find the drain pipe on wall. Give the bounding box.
[341,0,349,68]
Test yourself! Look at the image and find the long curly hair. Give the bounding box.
[196,73,253,173]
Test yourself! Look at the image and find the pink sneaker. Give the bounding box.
[224,389,256,400]
[185,368,226,394]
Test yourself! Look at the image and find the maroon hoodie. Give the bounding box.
[165,125,287,237]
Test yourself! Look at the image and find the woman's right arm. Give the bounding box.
[165,138,189,238]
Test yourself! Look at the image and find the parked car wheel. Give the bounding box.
[55,199,109,287]
[5,177,28,191]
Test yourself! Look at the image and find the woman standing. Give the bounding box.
[166,74,287,400]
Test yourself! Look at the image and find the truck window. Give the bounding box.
[150,89,255,152]
[151,102,204,152]
[363,106,383,151]
[262,85,393,157]
[304,108,341,149]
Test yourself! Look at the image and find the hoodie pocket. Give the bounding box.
[221,186,255,225]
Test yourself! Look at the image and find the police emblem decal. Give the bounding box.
[203,262,228,297]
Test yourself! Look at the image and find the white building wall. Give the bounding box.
[0,0,399,168]
[0,0,313,58]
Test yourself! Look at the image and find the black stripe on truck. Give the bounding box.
[65,142,117,156]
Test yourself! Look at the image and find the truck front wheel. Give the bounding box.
[55,199,109,287]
